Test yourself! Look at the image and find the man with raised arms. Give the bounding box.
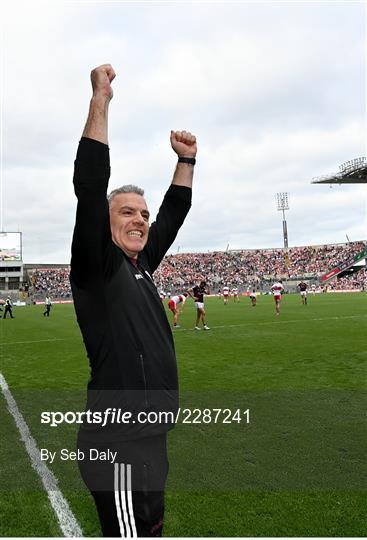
[70,64,196,537]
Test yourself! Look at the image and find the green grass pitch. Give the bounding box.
[0,292,366,536]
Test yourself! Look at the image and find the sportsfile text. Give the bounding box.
[41,408,251,427]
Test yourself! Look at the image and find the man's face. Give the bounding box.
[109,192,150,258]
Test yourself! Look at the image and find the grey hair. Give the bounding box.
[107,184,145,205]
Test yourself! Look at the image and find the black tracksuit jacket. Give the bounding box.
[70,138,191,441]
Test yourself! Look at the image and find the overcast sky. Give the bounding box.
[1,0,365,263]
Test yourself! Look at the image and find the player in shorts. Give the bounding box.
[190,280,210,330]
[271,280,284,315]
[249,289,257,307]
[167,293,187,328]
[298,281,308,305]
[222,286,230,305]
[232,287,239,302]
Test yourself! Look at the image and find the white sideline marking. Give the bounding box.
[1,338,66,346]
[0,373,83,537]
[214,313,367,329]
[4,314,365,343]
[182,314,366,332]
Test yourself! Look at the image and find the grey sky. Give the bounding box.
[1,1,365,263]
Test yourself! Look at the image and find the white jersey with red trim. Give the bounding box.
[223,287,230,296]
[170,294,186,306]
[271,282,284,296]
[232,288,238,296]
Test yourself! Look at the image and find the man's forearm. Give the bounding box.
[81,64,115,145]
[82,96,110,145]
[171,161,194,188]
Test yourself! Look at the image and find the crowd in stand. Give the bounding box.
[25,241,366,298]
[328,268,366,291]
[30,267,72,299]
[154,240,366,292]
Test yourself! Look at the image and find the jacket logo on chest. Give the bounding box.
[135,274,143,280]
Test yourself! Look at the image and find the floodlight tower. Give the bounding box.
[276,192,289,249]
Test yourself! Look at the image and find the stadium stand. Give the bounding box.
[17,241,366,301]
[154,240,367,292]
[25,266,72,301]
[327,268,366,291]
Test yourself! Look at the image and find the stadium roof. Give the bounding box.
[311,157,367,184]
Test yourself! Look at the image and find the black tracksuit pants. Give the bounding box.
[3,306,14,319]
[77,433,168,537]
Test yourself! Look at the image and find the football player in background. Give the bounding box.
[190,280,210,330]
[168,293,188,328]
[222,285,230,305]
[271,280,284,315]
[298,280,308,305]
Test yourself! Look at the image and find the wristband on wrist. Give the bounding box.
[178,156,196,165]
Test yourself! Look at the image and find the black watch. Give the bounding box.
[178,157,196,165]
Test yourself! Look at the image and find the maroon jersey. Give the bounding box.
[193,285,206,303]
[298,282,308,291]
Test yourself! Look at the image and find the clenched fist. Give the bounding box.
[90,64,116,101]
[170,130,197,158]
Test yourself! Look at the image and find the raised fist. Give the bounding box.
[90,64,116,101]
[170,130,197,158]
